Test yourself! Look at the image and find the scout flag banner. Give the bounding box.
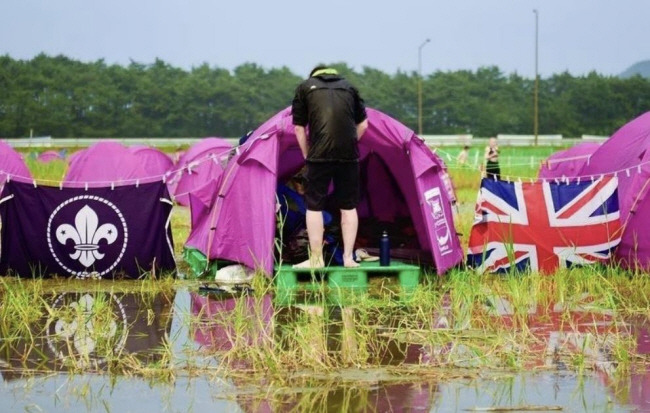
[0,181,175,279]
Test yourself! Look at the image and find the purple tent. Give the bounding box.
[168,138,233,206]
[129,145,174,176]
[538,142,601,179]
[185,107,463,276]
[578,112,650,269]
[67,149,83,165]
[0,141,31,188]
[37,150,65,163]
[64,141,153,187]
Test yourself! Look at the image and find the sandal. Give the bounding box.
[355,248,379,262]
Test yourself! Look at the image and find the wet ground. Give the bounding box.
[1,285,650,412]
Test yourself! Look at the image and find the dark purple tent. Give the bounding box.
[578,112,650,269]
[538,142,601,179]
[185,107,463,276]
[0,140,31,188]
[168,138,233,206]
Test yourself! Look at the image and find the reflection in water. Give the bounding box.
[4,285,650,412]
[190,290,437,412]
[236,380,437,413]
[602,317,650,412]
[434,372,620,413]
[191,291,273,353]
[0,290,173,380]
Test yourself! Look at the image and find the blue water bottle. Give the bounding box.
[380,231,390,267]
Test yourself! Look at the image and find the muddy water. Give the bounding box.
[0,287,648,412]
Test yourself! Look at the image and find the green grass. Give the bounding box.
[24,158,68,183]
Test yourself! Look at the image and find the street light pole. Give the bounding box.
[418,38,431,136]
[533,9,539,146]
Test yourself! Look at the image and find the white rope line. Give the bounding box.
[0,145,238,187]
[5,136,635,187]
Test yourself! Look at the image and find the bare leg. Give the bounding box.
[340,208,360,268]
[340,307,358,364]
[292,210,325,269]
[295,304,327,365]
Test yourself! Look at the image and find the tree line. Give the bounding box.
[1,54,649,138]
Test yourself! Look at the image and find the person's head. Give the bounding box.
[489,137,497,148]
[309,65,328,77]
[291,174,305,186]
[463,145,470,150]
[309,65,339,78]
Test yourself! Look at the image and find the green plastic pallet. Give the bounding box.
[274,260,420,291]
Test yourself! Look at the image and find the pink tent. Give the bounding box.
[129,145,174,176]
[538,142,601,179]
[64,141,152,187]
[578,112,650,269]
[168,138,233,206]
[37,150,64,163]
[185,107,463,275]
[0,141,31,187]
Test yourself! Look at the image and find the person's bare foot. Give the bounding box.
[292,257,325,269]
[295,304,324,317]
[343,256,360,268]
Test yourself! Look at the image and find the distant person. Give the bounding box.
[238,130,254,145]
[484,137,500,180]
[457,145,469,165]
[291,65,368,269]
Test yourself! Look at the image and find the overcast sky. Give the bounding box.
[2,0,648,78]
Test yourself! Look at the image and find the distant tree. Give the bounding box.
[0,54,648,138]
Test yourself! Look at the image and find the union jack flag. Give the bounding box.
[467,177,622,273]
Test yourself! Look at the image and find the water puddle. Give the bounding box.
[0,282,648,412]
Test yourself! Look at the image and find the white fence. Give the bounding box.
[423,134,607,147]
[421,134,473,146]
[4,134,608,149]
[435,150,555,169]
[496,134,562,146]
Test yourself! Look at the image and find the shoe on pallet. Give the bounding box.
[214,264,254,285]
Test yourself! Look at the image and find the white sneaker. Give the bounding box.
[214,264,254,285]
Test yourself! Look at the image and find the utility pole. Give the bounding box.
[533,9,539,146]
[418,38,431,136]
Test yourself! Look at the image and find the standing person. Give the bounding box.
[484,137,500,180]
[291,65,369,269]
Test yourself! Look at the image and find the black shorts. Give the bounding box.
[486,161,501,180]
[304,161,360,211]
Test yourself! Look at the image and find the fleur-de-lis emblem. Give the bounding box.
[53,294,118,357]
[56,205,118,267]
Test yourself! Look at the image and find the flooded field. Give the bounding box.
[1,156,648,411]
[1,273,650,412]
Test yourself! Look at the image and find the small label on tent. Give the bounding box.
[424,187,452,256]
